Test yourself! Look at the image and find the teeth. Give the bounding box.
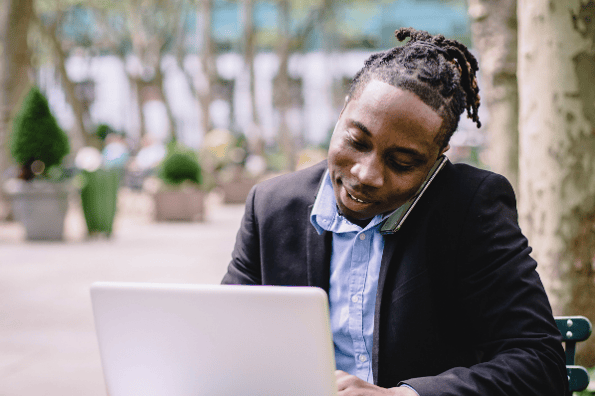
[348,191,369,204]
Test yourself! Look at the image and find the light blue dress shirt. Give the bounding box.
[310,171,418,394]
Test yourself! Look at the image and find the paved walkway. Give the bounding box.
[0,189,245,396]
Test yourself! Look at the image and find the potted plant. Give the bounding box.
[3,86,72,240]
[74,132,124,238]
[152,142,205,222]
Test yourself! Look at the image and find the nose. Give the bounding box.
[351,154,383,188]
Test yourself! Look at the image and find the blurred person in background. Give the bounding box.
[222,28,567,396]
[102,133,130,169]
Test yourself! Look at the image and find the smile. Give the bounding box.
[346,190,372,204]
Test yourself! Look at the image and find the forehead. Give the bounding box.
[343,79,443,147]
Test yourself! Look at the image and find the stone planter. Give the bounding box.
[153,187,205,222]
[4,179,72,241]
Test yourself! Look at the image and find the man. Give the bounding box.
[222,28,567,396]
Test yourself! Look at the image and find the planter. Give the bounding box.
[221,178,257,204]
[4,179,71,241]
[153,187,205,222]
[81,169,121,236]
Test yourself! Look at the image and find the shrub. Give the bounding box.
[10,86,70,180]
[158,144,202,186]
[95,124,115,141]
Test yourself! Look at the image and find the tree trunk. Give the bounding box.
[199,0,214,136]
[128,75,149,140]
[154,61,177,142]
[322,0,337,53]
[33,14,90,152]
[0,0,33,219]
[518,0,595,366]
[242,0,264,155]
[276,0,295,171]
[468,0,519,193]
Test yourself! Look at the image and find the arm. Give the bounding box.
[402,173,567,396]
[221,186,262,285]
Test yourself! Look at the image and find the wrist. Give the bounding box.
[391,385,418,396]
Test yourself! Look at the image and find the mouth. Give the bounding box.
[345,189,373,204]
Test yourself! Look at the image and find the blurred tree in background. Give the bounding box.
[0,0,34,218]
[468,0,518,193]
[0,0,471,163]
[518,0,595,366]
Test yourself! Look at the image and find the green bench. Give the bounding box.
[555,316,592,394]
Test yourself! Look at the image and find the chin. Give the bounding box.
[336,200,371,221]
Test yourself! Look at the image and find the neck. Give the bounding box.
[350,217,373,229]
[336,205,373,229]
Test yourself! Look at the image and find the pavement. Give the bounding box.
[0,188,246,396]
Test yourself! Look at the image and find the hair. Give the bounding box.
[347,27,481,149]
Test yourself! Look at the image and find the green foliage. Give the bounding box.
[95,124,116,141]
[10,86,70,175]
[265,150,288,173]
[158,144,202,186]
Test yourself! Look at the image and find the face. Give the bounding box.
[328,79,448,221]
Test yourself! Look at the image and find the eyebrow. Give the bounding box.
[351,120,372,137]
[348,119,426,159]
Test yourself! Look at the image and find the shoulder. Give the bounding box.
[408,160,518,235]
[441,161,508,188]
[436,161,516,205]
[250,160,328,211]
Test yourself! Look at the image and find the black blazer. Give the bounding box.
[222,160,568,396]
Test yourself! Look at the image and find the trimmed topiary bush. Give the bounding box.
[10,86,70,180]
[158,144,202,186]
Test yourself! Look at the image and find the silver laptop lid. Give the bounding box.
[91,282,337,396]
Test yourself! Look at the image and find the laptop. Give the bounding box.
[90,282,338,396]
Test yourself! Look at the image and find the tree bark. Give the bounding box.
[518,0,595,366]
[33,13,90,152]
[468,0,519,193]
[242,0,264,155]
[154,57,177,142]
[0,0,33,219]
[199,0,214,136]
[275,0,296,171]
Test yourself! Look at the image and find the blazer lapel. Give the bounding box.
[306,204,332,295]
[372,232,400,385]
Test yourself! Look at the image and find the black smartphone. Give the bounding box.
[380,155,448,234]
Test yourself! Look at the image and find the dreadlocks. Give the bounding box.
[347,27,481,149]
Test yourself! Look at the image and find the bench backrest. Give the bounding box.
[555,316,592,393]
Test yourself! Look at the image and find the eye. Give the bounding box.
[346,134,369,151]
[388,157,415,172]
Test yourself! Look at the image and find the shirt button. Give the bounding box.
[359,354,368,362]
[359,234,366,240]
[351,295,359,303]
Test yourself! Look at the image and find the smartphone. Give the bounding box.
[380,155,448,234]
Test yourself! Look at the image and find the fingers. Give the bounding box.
[335,370,355,391]
[335,370,365,392]
[335,371,402,395]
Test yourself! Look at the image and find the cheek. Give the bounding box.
[384,173,426,202]
[328,142,353,173]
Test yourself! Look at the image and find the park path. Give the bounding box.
[0,189,245,396]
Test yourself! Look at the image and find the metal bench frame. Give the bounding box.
[555,316,592,393]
